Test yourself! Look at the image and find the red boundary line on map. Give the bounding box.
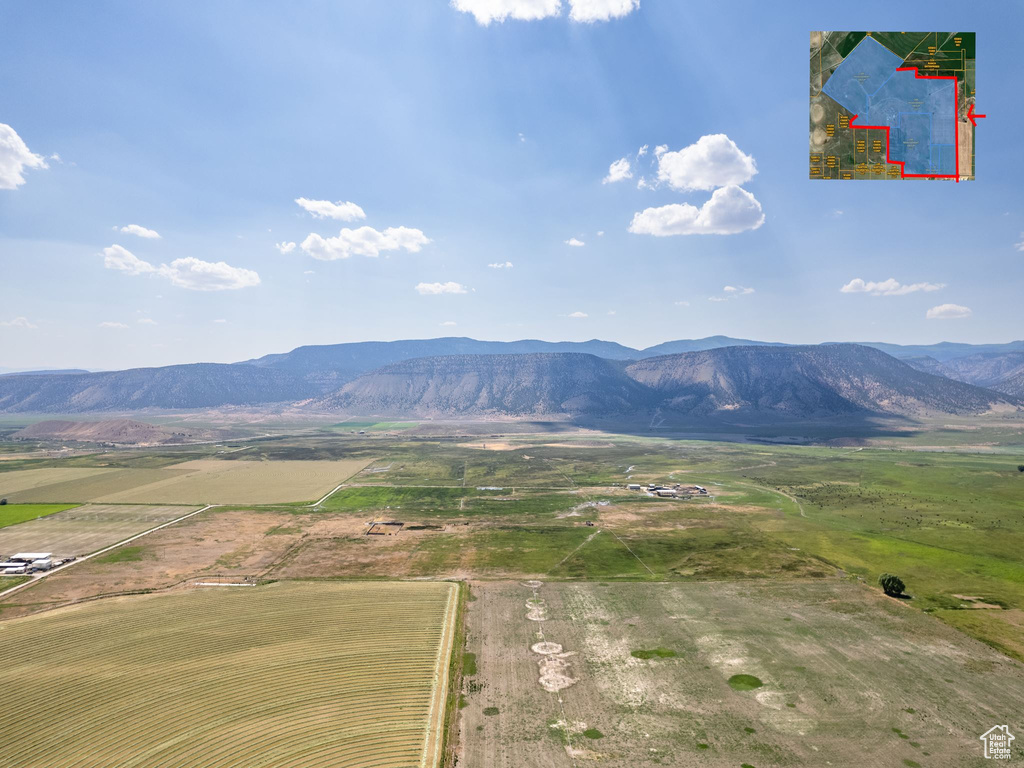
[848,67,959,182]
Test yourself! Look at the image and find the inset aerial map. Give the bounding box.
[810,32,975,181]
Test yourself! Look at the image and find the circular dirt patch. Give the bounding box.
[531,641,563,655]
[728,674,764,691]
[522,580,543,589]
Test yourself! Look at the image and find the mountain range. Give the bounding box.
[0,337,1018,421]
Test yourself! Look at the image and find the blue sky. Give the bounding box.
[1,0,1021,370]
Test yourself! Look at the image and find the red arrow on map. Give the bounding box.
[967,104,986,127]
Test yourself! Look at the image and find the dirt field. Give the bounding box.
[459,581,1024,767]
[0,581,458,768]
[0,504,194,558]
[0,466,122,501]
[0,508,303,617]
[94,458,372,504]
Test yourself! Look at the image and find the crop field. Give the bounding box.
[0,466,122,501]
[0,504,194,557]
[460,580,1024,767]
[0,503,78,529]
[96,458,372,504]
[0,580,458,768]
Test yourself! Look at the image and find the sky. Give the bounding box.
[1,0,1022,371]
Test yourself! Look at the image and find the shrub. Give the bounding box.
[878,573,906,597]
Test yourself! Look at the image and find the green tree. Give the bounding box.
[1017,465,1024,473]
[878,573,906,597]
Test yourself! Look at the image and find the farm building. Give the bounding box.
[10,553,53,563]
[627,483,641,490]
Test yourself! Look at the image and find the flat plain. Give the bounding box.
[0,504,194,557]
[0,580,458,768]
[460,580,1024,768]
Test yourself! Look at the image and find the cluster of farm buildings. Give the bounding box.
[0,552,70,575]
[625,483,709,498]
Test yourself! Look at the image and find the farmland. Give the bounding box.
[0,422,1022,766]
[0,457,372,505]
[0,504,195,557]
[460,580,1024,767]
[0,503,78,529]
[0,580,458,768]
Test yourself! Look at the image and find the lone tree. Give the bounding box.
[878,573,906,597]
[1017,465,1024,472]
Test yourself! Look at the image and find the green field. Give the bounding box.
[0,581,458,768]
[0,503,78,529]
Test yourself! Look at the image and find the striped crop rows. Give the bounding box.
[0,581,457,768]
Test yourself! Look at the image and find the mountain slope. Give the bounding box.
[315,353,652,416]
[0,364,315,413]
[240,337,640,388]
[624,345,1016,416]
[12,419,210,444]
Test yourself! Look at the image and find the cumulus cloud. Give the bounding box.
[709,285,754,302]
[160,258,260,291]
[568,311,588,318]
[98,321,129,329]
[415,281,468,295]
[440,320,458,327]
[637,145,648,158]
[295,197,366,221]
[926,304,972,320]
[656,134,757,192]
[119,224,161,239]
[629,185,764,236]
[301,226,429,260]
[841,278,944,296]
[0,124,48,190]
[0,316,37,329]
[603,157,632,184]
[1015,234,1024,252]
[103,244,157,275]
[452,0,637,24]
[275,241,296,254]
[451,0,561,25]
[488,261,514,269]
[102,244,259,291]
[565,237,586,247]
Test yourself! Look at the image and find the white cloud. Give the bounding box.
[926,303,972,320]
[603,157,632,184]
[295,197,366,221]
[119,224,161,239]
[440,320,458,327]
[103,244,157,275]
[654,144,668,156]
[518,132,527,142]
[656,134,757,192]
[674,300,690,307]
[568,311,588,318]
[452,0,636,24]
[102,245,258,291]
[137,318,157,325]
[416,281,468,295]
[629,185,765,236]
[303,270,315,275]
[213,318,228,324]
[569,0,638,21]
[1014,234,1024,252]
[275,241,296,254]
[160,258,260,291]
[301,226,429,260]
[0,316,37,329]
[488,261,514,269]
[709,285,754,302]
[98,321,129,329]
[565,237,586,247]
[637,145,648,158]
[451,0,561,25]
[840,278,944,296]
[597,230,605,236]
[0,124,48,190]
